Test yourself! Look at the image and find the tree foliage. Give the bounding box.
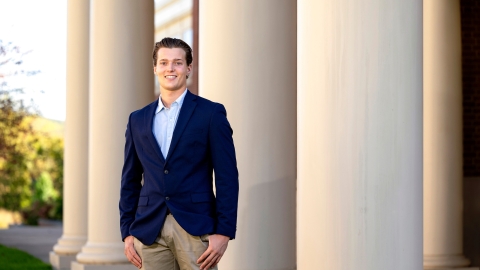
[0,96,33,211]
[0,40,63,222]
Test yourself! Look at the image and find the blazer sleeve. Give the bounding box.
[209,104,239,239]
[119,113,144,241]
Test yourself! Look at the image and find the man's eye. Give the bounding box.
[160,62,167,65]
[175,62,183,66]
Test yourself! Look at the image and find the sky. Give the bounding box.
[0,0,67,121]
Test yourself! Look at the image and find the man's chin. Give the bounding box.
[161,87,186,92]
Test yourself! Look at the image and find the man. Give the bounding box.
[120,37,239,270]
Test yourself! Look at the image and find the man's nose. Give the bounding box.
[168,63,174,70]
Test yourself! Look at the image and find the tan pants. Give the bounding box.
[134,214,218,270]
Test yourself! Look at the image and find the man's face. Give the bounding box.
[154,47,191,92]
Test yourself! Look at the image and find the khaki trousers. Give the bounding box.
[134,214,218,270]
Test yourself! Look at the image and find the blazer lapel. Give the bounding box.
[144,100,166,163]
[165,90,197,162]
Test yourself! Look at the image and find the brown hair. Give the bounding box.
[152,37,193,67]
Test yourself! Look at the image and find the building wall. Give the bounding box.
[154,0,192,43]
[153,0,193,96]
[462,0,480,266]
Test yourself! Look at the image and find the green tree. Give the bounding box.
[0,40,63,222]
[0,95,34,210]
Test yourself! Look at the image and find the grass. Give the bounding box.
[0,244,51,269]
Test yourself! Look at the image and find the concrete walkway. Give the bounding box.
[0,225,62,264]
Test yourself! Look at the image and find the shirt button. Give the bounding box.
[164,170,169,174]
[165,197,170,200]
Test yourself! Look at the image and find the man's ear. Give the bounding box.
[153,66,157,74]
[187,64,192,77]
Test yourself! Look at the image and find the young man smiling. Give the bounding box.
[120,38,239,270]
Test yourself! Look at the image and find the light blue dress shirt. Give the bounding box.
[153,89,188,159]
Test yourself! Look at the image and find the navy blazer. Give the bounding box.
[119,90,239,246]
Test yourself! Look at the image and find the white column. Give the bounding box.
[50,0,89,269]
[73,0,154,269]
[423,0,475,269]
[200,1,296,269]
[297,1,423,269]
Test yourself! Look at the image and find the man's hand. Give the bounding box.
[124,235,142,269]
[197,234,229,270]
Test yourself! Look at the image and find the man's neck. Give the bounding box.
[160,88,187,108]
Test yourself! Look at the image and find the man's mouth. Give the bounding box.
[165,75,177,79]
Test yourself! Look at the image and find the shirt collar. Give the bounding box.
[156,88,188,114]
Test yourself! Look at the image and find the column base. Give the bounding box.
[424,254,475,269]
[50,251,77,270]
[53,235,87,254]
[71,262,136,270]
[76,241,128,264]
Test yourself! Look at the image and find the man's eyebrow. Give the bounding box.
[159,58,185,61]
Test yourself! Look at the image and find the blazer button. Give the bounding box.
[165,197,170,200]
[164,170,169,174]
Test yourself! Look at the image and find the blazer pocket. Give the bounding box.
[191,192,212,203]
[137,196,149,206]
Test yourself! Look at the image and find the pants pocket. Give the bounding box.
[200,234,210,242]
